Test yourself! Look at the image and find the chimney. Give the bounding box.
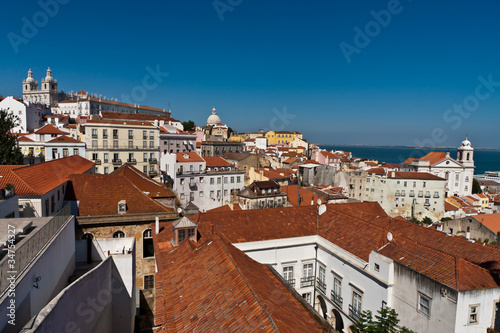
[155,216,160,234]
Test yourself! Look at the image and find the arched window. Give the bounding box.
[143,229,154,258]
[113,231,125,238]
[82,233,93,240]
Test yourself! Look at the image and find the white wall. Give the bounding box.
[455,288,500,333]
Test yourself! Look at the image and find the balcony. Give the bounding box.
[425,193,431,198]
[94,159,101,165]
[331,291,343,308]
[286,279,296,288]
[127,159,137,165]
[418,193,423,198]
[349,305,361,323]
[149,158,158,164]
[316,278,326,294]
[149,171,158,177]
[189,183,197,190]
[112,159,122,165]
[300,276,314,288]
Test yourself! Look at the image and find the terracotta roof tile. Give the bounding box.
[47,135,83,143]
[0,156,94,195]
[34,124,67,135]
[474,214,500,233]
[154,234,327,332]
[203,156,234,167]
[66,173,173,216]
[110,163,176,198]
[175,152,204,163]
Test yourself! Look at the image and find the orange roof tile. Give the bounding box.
[34,124,67,135]
[175,152,204,163]
[390,171,446,181]
[66,173,173,216]
[47,135,83,144]
[111,163,176,198]
[282,185,326,206]
[203,156,234,168]
[474,214,500,233]
[0,156,94,195]
[154,234,327,332]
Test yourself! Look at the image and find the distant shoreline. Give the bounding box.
[317,144,500,152]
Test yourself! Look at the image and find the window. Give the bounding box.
[468,305,479,324]
[210,190,215,198]
[73,148,79,156]
[319,266,326,284]
[92,140,97,148]
[128,140,133,149]
[150,141,154,149]
[210,177,214,185]
[217,177,221,184]
[128,130,133,139]
[92,153,98,161]
[82,233,93,240]
[237,176,241,183]
[113,140,118,149]
[143,153,147,162]
[374,263,380,271]
[283,266,294,285]
[303,263,313,278]
[413,181,416,187]
[333,276,342,305]
[104,153,109,163]
[104,167,109,174]
[92,128,98,138]
[63,148,69,157]
[149,131,154,140]
[180,178,185,185]
[418,293,431,316]
[224,189,228,197]
[199,191,204,197]
[180,193,185,200]
[190,192,195,201]
[302,293,311,304]
[352,291,362,319]
[143,229,154,258]
[143,166,147,173]
[230,177,234,183]
[113,129,118,139]
[404,181,407,187]
[423,181,426,187]
[224,177,228,184]
[199,177,204,183]
[144,275,154,289]
[113,231,125,238]
[143,141,147,149]
[217,190,221,200]
[103,129,107,138]
[199,165,203,172]
[143,131,147,140]
[178,228,195,243]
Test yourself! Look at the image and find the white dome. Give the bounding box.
[459,137,473,150]
[207,107,221,125]
[26,69,35,83]
[44,67,54,82]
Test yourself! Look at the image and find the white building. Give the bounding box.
[364,169,446,221]
[162,152,206,211]
[203,156,245,211]
[172,203,500,333]
[400,138,475,197]
[0,96,47,133]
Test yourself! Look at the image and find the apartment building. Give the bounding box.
[364,168,446,220]
[85,120,159,177]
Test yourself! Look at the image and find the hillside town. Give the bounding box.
[1,69,500,333]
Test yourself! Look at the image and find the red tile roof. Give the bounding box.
[111,163,176,198]
[17,136,34,142]
[474,214,500,233]
[175,152,204,163]
[203,156,234,168]
[154,234,327,332]
[153,203,500,291]
[34,124,67,135]
[99,111,178,123]
[445,201,460,211]
[282,185,326,206]
[86,119,154,126]
[404,152,448,165]
[66,173,173,216]
[47,135,83,143]
[0,156,94,195]
[367,167,385,175]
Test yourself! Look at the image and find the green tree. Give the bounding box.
[182,120,195,131]
[472,178,482,194]
[353,306,416,333]
[0,109,23,165]
[421,217,433,225]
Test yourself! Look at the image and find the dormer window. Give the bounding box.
[172,217,198,246]
[118,200,127,214]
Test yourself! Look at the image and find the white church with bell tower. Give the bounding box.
[22,67,59,107]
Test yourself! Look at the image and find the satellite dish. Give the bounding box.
[177,207,182,214]
[317,199,322,205]
[387,232,393,242]
[318,204,326,216]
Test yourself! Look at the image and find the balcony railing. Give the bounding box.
[94,159,101,165]
[425,193,431,198]
[149,171,158,177]
[286,279,296,288]
[331,290,343,308]
[418,193,423,197]
[112,159,122,165]
[189,183,197,190]
[149,158,157,163]
[127,159,137,165]
[349,305,362,323]
[316,278,326,294]
[300,276,314,288]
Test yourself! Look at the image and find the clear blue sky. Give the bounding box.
[1,0,500,148]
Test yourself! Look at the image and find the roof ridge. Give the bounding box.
[215,234,280,332]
